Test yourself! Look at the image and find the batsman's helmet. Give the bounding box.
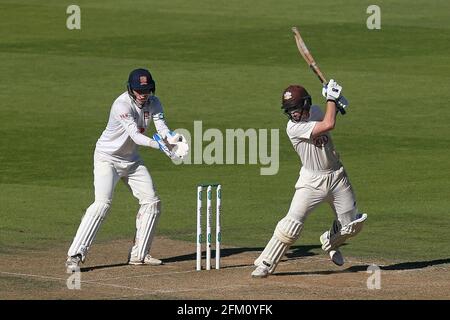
[281,85,312,121]
[127,68,156,95]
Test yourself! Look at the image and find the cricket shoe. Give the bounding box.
[251,265,270,278]
[329,250,345,266]
[128,254,163,266]
[65,254,82,272]
[319,231,344,266]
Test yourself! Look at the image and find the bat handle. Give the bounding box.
[336,96,348,115]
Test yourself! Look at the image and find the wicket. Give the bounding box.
[196,183,221,271]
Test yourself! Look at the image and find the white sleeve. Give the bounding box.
[287,121,317,140]
[150,97,170,138]
[113,102,159,149]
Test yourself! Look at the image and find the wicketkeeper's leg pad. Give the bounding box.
[254,217,303,274]
[68,201,111,261]
[320,213,367,252]
[130,200,161,261]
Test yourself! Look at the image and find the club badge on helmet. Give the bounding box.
[281,85,311,122]
[127,68,156,104]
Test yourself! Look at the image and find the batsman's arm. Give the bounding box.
[311,101,337,138]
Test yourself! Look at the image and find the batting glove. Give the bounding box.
[325,79,342,101]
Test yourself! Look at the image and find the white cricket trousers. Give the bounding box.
[253,166,360,272]
[67,152,159,260]
[287,166,357,226]
[92,155,158,206]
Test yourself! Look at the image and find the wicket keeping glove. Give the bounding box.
[166,131,189,159]
[152,133,178,160]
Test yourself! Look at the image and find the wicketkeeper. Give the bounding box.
[66,68,189,271]
[252,80,367,278]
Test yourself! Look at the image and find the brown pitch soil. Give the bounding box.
[1,236,449,300]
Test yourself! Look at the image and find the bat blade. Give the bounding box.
[291,27,327,84]
[291,26,347,115]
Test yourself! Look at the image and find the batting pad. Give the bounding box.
[321,213,367,252]
[254,217,303,273]
[130,200,161,261]
[67,201,111,261]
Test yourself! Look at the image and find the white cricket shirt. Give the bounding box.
[95,92,170,162]
[286,105,342,172]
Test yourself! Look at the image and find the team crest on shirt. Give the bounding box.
[313,135,329,147]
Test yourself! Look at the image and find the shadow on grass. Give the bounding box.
[275,258,450,277]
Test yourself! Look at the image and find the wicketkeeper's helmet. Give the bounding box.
[127,68,156,96]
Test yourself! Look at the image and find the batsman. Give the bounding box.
[251,80,367,278]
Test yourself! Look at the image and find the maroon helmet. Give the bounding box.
[281,85,311,121]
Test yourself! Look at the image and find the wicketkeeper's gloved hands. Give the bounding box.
[152,133,178,160]
[153,131,189,160]
[166,131,189,159]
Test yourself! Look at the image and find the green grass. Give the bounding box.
[0,0,449,263]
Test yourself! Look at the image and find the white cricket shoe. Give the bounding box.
[319,230,329,249]
[251,265,269,278]
[320,231,344,266]
[128,254,163,266]
[329,250,345,266]
[65,254,82,272]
